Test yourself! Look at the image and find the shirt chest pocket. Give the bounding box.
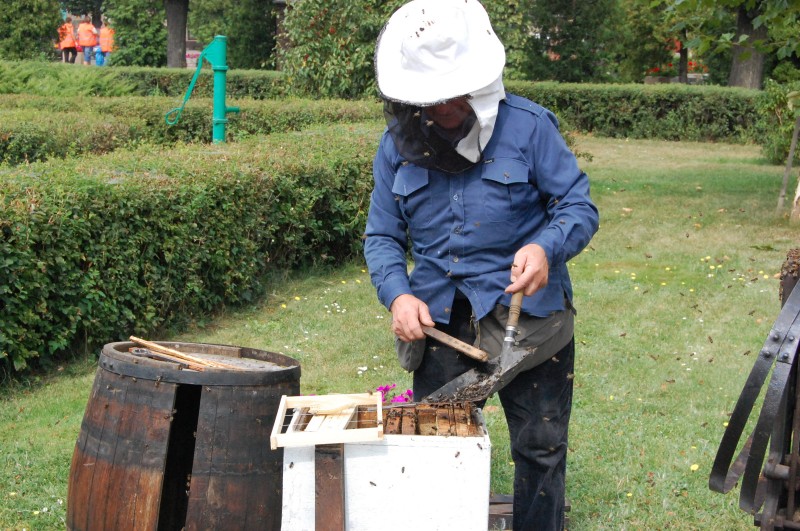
[480,158,535,222]
[392,164,433,227]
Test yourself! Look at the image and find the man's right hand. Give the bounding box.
[390,294,435,342]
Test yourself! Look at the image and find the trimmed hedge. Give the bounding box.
[0,108,148,164]
[0,60,286,99]
[507,81,761,143]
[0,82,763,167]
[0,122,382,371]
[0,62,761,143]
[0,96,383,165]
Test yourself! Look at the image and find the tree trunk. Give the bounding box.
[677,29,688,84]
[779,116,800,212]
[791,174,800,222]
[728,4,767,89]
[165,0,188,68]
[678,47,689,84]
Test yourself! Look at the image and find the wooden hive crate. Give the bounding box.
[273,398,491,531]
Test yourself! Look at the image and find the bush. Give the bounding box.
[0,123,380,372]
[755,79,800,165]
[278,0,404,98]
[0,94,383,164]
[508,81,760,143]
[0,60,285,98]
[103,0,168,67]
[0,108,147,164]
[0,0,62,61]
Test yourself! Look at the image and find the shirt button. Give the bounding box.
[453,194,459,201]
[453,256,460,263]
[454,226,462,234]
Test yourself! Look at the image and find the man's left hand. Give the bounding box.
[507,243,549,296]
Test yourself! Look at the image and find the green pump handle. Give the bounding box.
[164,47,208,126]
[165,35,240,143]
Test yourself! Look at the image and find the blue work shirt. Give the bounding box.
[364,93,599,323]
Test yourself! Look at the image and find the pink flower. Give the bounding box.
[391,389,414,403]
[377,384,413,403]
[376,383,397,401]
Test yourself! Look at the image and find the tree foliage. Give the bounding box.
[188,0,277,70]
[279,0,404,98]
[480,2,535,81]
[669,0,800,87]
[524,0,617,82]
[0,0,63,61]
[278,0,624,98]
[61,0,104,22]
[104,0,167,67]
[605,0,673,83]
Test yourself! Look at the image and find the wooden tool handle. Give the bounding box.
[422,326,489,362]
[506,291,524,329]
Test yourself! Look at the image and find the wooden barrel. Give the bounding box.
[66,341,300,531]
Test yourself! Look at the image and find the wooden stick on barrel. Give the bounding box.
[129,336,241,370]
[129,347,208,372]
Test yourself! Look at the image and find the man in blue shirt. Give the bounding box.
[364,1,599,529]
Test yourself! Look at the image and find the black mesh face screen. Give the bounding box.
[382,99,479,174]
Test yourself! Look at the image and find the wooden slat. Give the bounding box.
[465,402,482,437]
[454,405,470,437]
[305,407,356,432]
[417,404,438,436]
[220,386,258,530]
[241,386,288,530]
[357,406,377,428]
[401,407,417,435]
[66,369,106,531]
[385,408,402,435]
[103,378,155,529]
[87,372,130,530]
[436,404,456,436]
[315,444,345,531]
[139,381,182,530]
[185,384,221,530]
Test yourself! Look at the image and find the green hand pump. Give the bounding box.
[165,35,240,143]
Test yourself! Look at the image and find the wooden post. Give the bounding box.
[315,444,345,531]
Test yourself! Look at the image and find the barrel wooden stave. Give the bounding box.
[186,383,293,530]
[67,368,175,530]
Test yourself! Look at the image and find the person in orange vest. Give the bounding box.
[98,21,115,66]
[76,15,98,65]
[57,16,77,64]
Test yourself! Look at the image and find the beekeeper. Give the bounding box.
[363,0,599,528]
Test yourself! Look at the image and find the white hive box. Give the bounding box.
[274,398,492,531]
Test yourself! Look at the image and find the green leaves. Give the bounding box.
[278,0,404,99]
[0,0,62,61]
[0,122,380,373]
[506,80,759,143]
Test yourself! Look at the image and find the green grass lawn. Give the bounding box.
[2,135,795,529]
